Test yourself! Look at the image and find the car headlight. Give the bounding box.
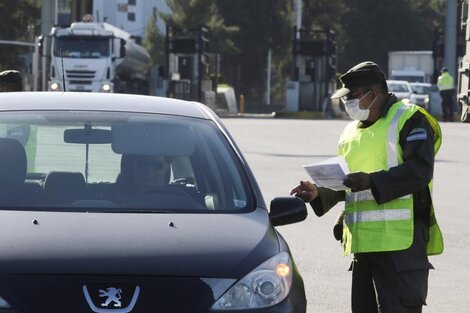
[101,83,112,92]
[49,82,61,91]
[211,252,293,310]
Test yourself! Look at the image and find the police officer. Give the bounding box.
[437,67,455,122]
[0,70,36,171]
[290,61,443,313]
[0,70,23,91]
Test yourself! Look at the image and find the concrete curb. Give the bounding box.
[273,111,326,119]
[219,111,351,120]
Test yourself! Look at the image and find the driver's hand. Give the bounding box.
[289,181,319,203]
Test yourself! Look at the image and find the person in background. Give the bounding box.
[290,61,443,313]
[0,70,23,91]
[0,70,37,172]
[437,67,456,122]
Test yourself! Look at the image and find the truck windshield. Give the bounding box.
[54,36,110,58]
[392,75,424,83]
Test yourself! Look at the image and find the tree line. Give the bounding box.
[0,0,447,106]
[153,0,446,105]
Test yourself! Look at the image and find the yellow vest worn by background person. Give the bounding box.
[437,72,454,91]
[338,101,443,256]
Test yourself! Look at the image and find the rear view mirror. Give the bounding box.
[269,197,307,227]
[64,128,112,144]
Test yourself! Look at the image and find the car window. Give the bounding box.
[411,85,426,94]
[0,111,252,213]
[388,83,410,93]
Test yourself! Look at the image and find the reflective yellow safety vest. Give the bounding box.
[338,101,443,256]
[437,72,454,91]
[25,126,37,172]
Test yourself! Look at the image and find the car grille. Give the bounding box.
[69,80,92,85]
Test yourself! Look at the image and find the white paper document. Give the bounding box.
[303,156,350,191]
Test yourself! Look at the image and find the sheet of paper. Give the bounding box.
[303,156,350,191]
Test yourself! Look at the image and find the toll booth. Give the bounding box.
[166,26,215,108]
[286,27,337,112]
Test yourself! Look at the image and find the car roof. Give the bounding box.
[0,92,212,119]
[409,82,432,87]
[386,80,411,85]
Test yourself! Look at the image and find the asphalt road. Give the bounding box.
[222,117,469,313]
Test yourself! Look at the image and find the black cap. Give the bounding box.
[441,67,448,73]
[331,61,386,99]
[0,70,22,85]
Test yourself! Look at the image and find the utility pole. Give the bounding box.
[266,45,272,105]
[296,0,302,39]
[444,0,457,79]
[41,0,56,36]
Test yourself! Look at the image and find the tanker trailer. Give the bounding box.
[47,20,151,94]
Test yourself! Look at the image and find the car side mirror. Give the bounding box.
[269,197,307,227]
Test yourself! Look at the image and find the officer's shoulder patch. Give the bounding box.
[406,128,428,142]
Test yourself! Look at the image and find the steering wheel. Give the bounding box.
[138,185,194,197]
[123,185,199,209]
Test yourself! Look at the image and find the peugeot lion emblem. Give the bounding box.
[99,287,122,307]
[83,285,140,313]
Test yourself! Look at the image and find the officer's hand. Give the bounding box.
[343,172,371,192]
[289,180,319,203]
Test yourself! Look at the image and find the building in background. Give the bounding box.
[43,0,169,41]
[93,0,170,41]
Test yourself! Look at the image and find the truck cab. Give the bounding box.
[389,69,428,83]
[48,22,116,92]
[47,21,150,94]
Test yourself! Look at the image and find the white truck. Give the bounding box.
[47,20,151,94]
[388,51,434,83]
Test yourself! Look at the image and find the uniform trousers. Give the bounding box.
[350,220,432,313]
[439,89,455,122]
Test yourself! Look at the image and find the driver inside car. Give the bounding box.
[115,154,172,203]
[116,154,205,210]
[130,155,172,191]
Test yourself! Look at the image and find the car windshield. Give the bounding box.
[0,111,252,212]
[392,76,424,83]
[388,83,410,93]
[54,36,110,58]
[411,85,432,94]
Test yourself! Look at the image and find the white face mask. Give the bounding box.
[342,90,377,121]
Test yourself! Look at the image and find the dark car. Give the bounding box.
[0,92,307,313]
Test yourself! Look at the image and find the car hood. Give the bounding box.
[0,208,278,278]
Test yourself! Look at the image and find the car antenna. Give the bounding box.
[60,49,66,91]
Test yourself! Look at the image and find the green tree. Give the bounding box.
[337,0,445,74]
[217,0,294,105]
[143,15,165,67]
[0,0,40,70]
[160,0,238,55]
